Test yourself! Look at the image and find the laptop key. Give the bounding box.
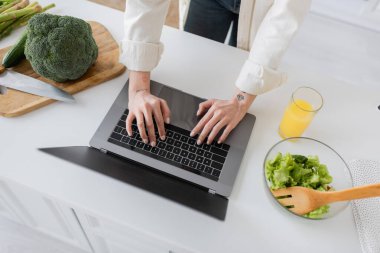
[143,144,152,151]
[151,147,159,154]
[211,161,223,170]
[180,150,189,157]
[188,138,196,145]
[202,143,211,151]
[111,132,122,141]
[197,163,206,171]
[212,169,221,177]
[158,142,166,149]
[129,139,137,146]
[188,153,196,160]
[214,142,223,149]
[166,130,174,137]
[173,147,181,155]
[181,143,189,150]
[182,158,190,165]
[173,133,181,140]
[136,141,145,149]
[174,141,182,147]
[189,161,197,169]
[204,166,212,174]
[180,136,188,142]
[159,149,167,157]
[166,138,174,145]
[165,145,173,152]
[196,156,203,163]
[166,152,175,160]
[189,146,197,153]
[196,149,204,156]
[212,154,225,164]
[203,159,211,166]
[174,155,182,163]
[121,136,130,143]
[204,151,212,159]
[210,147,228,157]
[222,143,230,151]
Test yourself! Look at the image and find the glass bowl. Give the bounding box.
[263,137,353,219]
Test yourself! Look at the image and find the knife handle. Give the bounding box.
[0,65,5,74]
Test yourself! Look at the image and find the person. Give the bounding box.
[120,0,311,147]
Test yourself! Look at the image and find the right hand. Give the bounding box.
[126,71,170,147]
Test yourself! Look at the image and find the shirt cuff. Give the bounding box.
[235,60,287,95]
[119,40,164,72]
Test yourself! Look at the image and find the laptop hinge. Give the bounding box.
[208,189,216,195]
[99,148,108,154]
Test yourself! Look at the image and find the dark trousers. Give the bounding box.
[184,0,241,47]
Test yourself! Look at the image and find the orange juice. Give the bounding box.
[279,99,314,138]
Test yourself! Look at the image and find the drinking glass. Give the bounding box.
[279,87,323,138]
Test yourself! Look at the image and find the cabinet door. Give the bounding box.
[75,209,198,253]
[0,179,92,252]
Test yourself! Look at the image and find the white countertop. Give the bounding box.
[1,1,380,252]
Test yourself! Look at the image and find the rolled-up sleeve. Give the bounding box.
[236,0,311,95]
[119,0,170,72]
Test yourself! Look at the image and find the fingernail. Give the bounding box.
[161,135,166,141]
[143,139,148,144]
[151,141,156,147]
[218,140,222,144]
[197,139,202,145]
[165,117,170,124]
[190,131,195,137]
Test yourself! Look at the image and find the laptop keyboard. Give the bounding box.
[107,109,230,181]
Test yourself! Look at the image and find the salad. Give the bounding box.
[265,152,333,219]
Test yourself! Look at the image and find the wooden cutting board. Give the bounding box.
[0,21,126,117]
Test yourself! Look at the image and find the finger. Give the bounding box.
[197,99,213,116]
[197,114,222,145]
[143,108,156,146]
[126,113,136,136]
[136,112,148,144]
[152,106,166,141]
[218,124,235,144]
[160,99,171,124]
[191,108,214,137]
[207,119,228,145]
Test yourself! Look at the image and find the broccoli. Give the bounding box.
[24,13,98,82]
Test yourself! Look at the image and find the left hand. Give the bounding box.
[190,91,256,145]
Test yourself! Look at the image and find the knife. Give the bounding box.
[0,66,75,103]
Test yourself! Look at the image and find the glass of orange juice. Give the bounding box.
[279,87,323,138]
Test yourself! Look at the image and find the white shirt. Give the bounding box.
[120,0,311,95]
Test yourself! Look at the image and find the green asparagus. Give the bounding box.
[0,5,39,23]
[0,3,54,38]
[0,1,55,40]
[0,0,21,13]
[2,0,29,13]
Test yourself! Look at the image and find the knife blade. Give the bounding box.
[0,69,75,103]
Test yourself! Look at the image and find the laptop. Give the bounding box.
[90,80,256,197]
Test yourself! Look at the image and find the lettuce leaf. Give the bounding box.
[265,152,333,218]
